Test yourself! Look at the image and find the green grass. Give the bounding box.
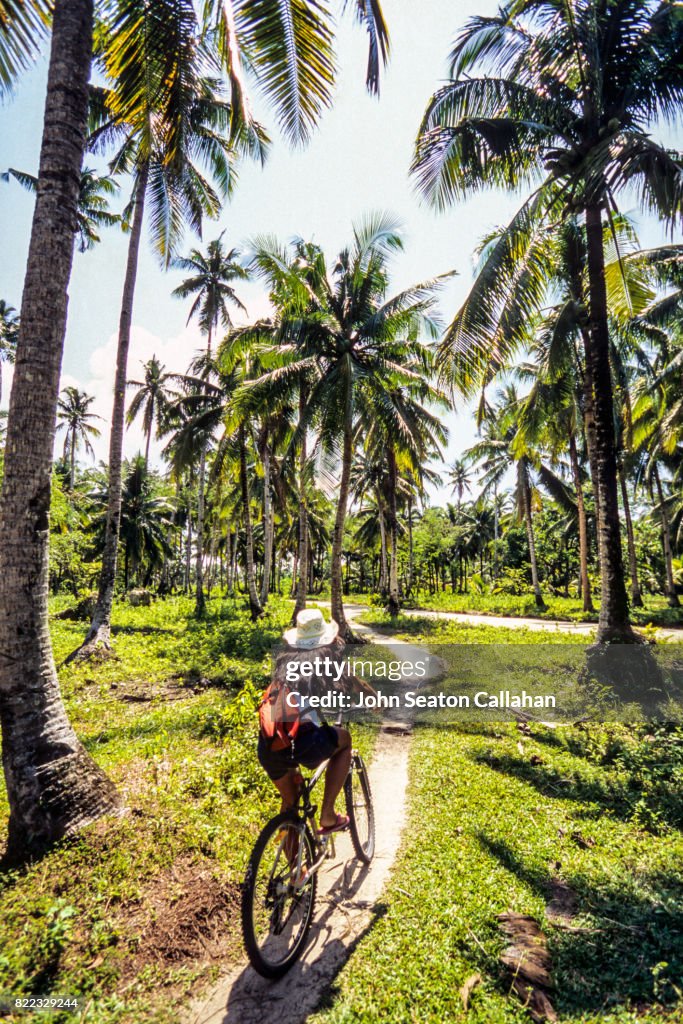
[310,722,683,1024]
[321,590,683,628]
[0,596,377,1024]
[2,596,681,1023]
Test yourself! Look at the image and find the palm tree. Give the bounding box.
[2,165,121,251]
[0,0,119,860]
[0,299,19,405]
[172,235,250,615]
[413,0,683,642]
[467,389,550,610]
[77,3,266,654]
[172,234,249,355]
[89,457,175,590]
[56,386,102,490]
[126,356,177,469]
[245,215,447,638]
[446,458,471,511]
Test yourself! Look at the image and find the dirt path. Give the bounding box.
[188,609,416,1024]
[188,726,411,1024]
[318,601,683,642]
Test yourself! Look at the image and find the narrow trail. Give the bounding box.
[188,611,415,1024]
[318,601,683,642]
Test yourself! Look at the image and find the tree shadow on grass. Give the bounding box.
[472,748,683,832]
[477,832,683,1017]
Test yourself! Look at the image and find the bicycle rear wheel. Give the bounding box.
[344,753,375,863]
[242,812,317,978]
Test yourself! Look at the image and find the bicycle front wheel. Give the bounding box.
[242,812,318,978]
[344,753,375,863]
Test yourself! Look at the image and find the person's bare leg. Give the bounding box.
[320,728,351,828]
[273,770,299,812]
[272,771,304,881]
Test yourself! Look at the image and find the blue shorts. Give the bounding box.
[257,723,339,781]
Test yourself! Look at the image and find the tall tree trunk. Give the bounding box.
[0,0,119,860]
[259,438,273,607]
[194,449,207,616]
[144,423,151,471]
[293,388,308,622]
[407,494,414,595]
[69,427,76,491]
[330,403,353,640]
[238,425,262,620]
[618,464,643,608]
[385,444,400,616]
[653,464,680,608]
[377,501,388,596]
[521,462,545,610]
[569,433,594,613]
[74,162,149,658]
[584,203,634,640]
[185,515,192,593]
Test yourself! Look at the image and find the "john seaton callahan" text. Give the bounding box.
[286,690,556,710]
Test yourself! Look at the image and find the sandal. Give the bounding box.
[317,813,350,835]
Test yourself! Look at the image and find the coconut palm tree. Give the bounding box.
[2,165,121,251]
[413,0,683,642]
[172,234,249,355]
[56,386,102,490]
[244,215,448,638]
[76,3,267,654]
[126,355,177,469]
[0,299,19,405]
[172,235,250,614]
[446,458,471,511]
[0,0,120,860]
[467,388,550,610]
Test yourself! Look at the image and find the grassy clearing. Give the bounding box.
[310,721,683,1024]
[0,596,376,1024]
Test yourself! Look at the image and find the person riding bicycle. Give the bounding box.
[257,608,367,836]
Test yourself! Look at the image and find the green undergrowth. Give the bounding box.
[311,723,683,1024]
[0,595,377,1024]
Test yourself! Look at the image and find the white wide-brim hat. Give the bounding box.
[283,608,339,649]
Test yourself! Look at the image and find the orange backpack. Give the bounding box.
[258,681,301,748]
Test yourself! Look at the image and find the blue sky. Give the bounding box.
[0,0,678,503]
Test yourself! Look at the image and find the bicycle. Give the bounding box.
[241,741,375,978]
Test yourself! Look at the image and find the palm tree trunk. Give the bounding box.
[407,494,414,595]
[653,464,680,608]
[569,433,594,613]
[377,501,388,596]
[238,425,262,620]
[618,465,643,608]
[74,161,149,658]
[293,388,309,622]
[259,438,273,607]
[386,443,400,616]
[521,462,545,610]
[194,449,207,616]
[70,427,76,491]
[584,203,634,640]
[144,423,151,470]
[0,0,119,859]
[330,404,354,640]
